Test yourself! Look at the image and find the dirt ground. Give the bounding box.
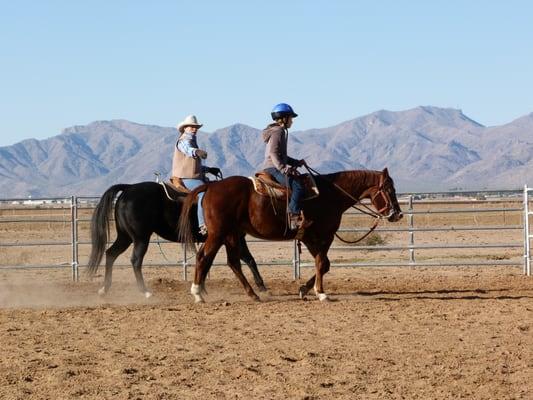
[1,198,533,399]
[1,264,533,400]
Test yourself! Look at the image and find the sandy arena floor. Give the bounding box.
[1,264,533,400]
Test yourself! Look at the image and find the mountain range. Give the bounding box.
[1,106,533,197]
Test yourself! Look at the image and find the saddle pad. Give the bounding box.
[249,176,287,198]
[250,172,319,201]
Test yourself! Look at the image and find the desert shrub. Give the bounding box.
[364,232,386,246]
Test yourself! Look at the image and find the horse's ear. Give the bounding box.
[382,167,389,178]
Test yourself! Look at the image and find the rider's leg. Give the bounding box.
[182,178,207,233]
[264,167,286,185]
[265,167,306,229]
[288,177,304,215]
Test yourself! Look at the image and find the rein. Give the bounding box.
[305,166,382,218]
[304,165,384,244]
[334,218,380,244]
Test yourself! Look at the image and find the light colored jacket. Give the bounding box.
[262,123,298,173]
[171,133,205,179]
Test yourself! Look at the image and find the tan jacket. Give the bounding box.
[171,146,203,179]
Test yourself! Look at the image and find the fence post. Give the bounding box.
[408,195,415,264]
[524,185,531,276]
[182,243,188,281]
[293,240,300,280]
[70,195,79,282]
[297,241,301,279]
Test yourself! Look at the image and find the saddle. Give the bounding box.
[168,177,191,194]
[250,171,319,201]
[159,178,190,201]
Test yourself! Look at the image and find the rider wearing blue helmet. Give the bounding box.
[262,103,309,230]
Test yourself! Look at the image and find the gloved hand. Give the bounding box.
[282,165,300,176]
[207,167,221,177]
[297,159,307,167]
[195,149,208,159]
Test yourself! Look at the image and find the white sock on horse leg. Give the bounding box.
[317,293,328,301]
[191,283,202,295]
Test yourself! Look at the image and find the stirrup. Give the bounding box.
[288,213,303,230]
[198,224,208,235]
[289,212,313,231]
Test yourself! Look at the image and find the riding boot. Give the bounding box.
[288,213,301,230]
[288,211,312,230]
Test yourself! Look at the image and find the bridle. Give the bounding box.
[370,181,397,219]
[304,166,395,244]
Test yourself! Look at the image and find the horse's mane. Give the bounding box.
[318,169,381,192]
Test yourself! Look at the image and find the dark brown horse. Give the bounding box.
[87,181,266,298]
[179,168,403,303]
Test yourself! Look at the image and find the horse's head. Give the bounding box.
[366,168,403,222]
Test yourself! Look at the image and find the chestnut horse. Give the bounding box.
[179,168,403,303]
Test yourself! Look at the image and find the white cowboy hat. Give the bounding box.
[177,115,203,133]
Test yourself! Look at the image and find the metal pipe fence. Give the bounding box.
[1,188,532,280]
[292,188,530,278]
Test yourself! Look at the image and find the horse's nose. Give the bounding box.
[389,211,403,222]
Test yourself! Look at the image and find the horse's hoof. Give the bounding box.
[97,287,107,296]
[317,293,330,302]
[144,291,153,299]
[257,285,268,292]
[299,286,308,299]
[194,297,205,304]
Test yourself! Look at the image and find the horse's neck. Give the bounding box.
[328,170,379,202]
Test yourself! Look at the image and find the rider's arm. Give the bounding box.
[176,134,198,158]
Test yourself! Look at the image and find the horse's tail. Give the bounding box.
[87,184,130,277]
[178,184,209,248]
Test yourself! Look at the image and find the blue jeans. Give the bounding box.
[265,167,305,214]
[182,178,206,227]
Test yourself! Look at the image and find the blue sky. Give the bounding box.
[1,0,532,146]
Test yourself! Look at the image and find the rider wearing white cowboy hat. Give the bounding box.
[171,114,221,235]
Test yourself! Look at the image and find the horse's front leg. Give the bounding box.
[298,239,333,301]
[298,252,331,301]
[313,252,331,301]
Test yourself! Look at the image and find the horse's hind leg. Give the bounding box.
[130,239,152,298]
[225,235,260,302]
[99,234,132,296]
[191,236,223,303]
[238,236,267,292]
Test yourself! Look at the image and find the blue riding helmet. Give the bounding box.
[271,103,298,120]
